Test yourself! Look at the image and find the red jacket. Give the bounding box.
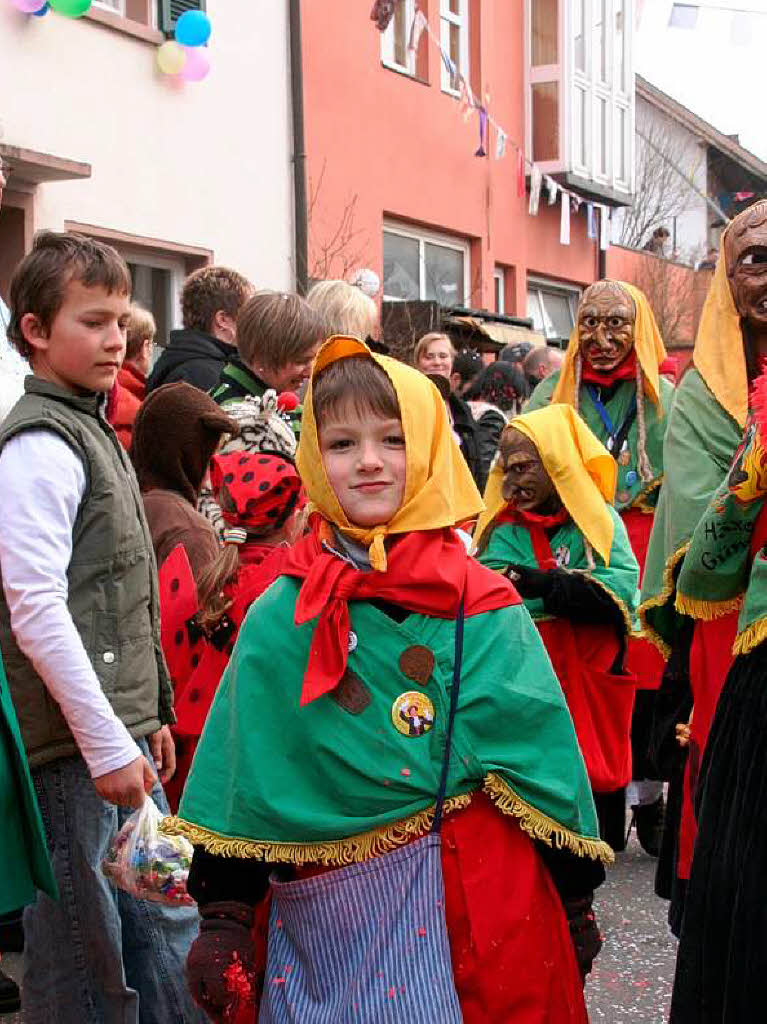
[113,363,146,450]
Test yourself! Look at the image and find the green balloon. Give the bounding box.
[50,0,92,15]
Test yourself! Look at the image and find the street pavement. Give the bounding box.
[2,833,676,1023]
[587,833,677,1023]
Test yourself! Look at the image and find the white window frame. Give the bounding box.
[527,275,581,342]
[120,248,186,355]
[525,0,634,196]
[381,0,416,76]
[494,267,506,315]
[92,0,125,12]
[383,221,470,306]
[440,0,470,96]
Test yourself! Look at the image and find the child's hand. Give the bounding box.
[95,755,156,808]
[149,725,177,784]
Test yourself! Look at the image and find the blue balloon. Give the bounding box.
[33,2,50,13]
[174,9,211,47]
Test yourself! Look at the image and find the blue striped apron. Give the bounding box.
[258,601,466,1024]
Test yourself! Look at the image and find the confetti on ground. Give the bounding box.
[401,768,411,777]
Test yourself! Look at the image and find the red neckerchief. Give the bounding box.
[280,518,519,705]
[581,351,637,387]
[239,541,282,566]
[494,505,570,572]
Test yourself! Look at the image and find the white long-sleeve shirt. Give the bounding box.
[0,429,142,778]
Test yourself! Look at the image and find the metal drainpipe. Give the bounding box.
[289,0,308,295]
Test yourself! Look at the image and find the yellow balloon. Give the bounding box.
[156,41,186,76]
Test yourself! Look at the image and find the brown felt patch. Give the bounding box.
[398,645,435,687]
[329,669,372,715]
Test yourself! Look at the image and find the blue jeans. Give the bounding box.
[22,738,207,1024]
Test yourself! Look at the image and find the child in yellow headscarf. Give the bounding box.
[475,405,640,845]
[165,337,610,1023]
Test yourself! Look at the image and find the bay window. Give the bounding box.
[526,0,634,201]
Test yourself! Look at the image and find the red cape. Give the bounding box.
[280,520,519,705]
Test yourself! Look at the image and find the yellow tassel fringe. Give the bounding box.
[637,542,690,659]
[160,793,473,865]
[629,479,662,514]
[482,774,615,865]
[733,617,767,657]
[674,592,743,621]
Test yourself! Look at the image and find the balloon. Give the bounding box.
[32,1,49,12]
[174,9,210,47]
[49,0,92,15]
[156,40,186,75]
[181,46,210,82]
[10,0,48,11]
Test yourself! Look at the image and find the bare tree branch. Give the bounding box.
[307,159,372,281]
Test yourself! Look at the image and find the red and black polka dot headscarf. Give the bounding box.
[210,451,303,537]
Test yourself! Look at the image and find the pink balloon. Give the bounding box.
[181,46,210,82]
[11,0,48,11]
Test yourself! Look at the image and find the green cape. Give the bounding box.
[1,651,57,914]
[676,419,767,657]
[639,368,743,655]
[478,507,639,631]
[526,372,674,512]
[164,577,612,864]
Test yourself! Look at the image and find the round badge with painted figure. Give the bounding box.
[348,630,358,654]
[392,692,435,738]
[625,470,638,488]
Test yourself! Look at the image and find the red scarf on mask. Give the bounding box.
[280,517,519,706]
[580,351,637,388]
[495,505,570,572]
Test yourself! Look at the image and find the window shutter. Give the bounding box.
[158,0,206,37]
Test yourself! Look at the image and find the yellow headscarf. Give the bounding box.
[551,281,667,410]
[693,227,749,429]
[297,336,484,572]
[474,404,617,565]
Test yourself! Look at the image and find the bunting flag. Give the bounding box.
[545,175,559,205]
[560,191,571,245]
[408,9,427,52]
[599,205,611,251]
[528,166,543,216]
[587,203,596,239]
[494,128,507,161]
[475,107,488,157]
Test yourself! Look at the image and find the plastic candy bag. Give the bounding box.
[102,797,195,906]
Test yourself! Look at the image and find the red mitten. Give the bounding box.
[186,901,257,1022]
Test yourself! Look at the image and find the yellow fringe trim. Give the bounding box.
[674,592,743,621]
[482,774,615,865]
[160,793,473,865]
[628,478,662,514]
[573,570,636,639]
[733,617,767,657]
[637,542,690,659]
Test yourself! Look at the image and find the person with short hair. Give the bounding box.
[450,348,482,395]
[0,231,205,1022]
[306,279,378,341]
[414,331,456,377]
[523,345,564,393]
[113,303,155,450]
[210,289,325,423]
[147,265,253,393]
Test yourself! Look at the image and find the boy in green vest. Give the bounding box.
[166,336,609,1023]
[0,232,205,1023]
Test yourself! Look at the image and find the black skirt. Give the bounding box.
[670,645,767,1022]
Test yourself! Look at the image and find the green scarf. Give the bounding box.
[163,577,612,864]
[527,372,673,512]
[676,419,767,657]
[478,508,639,631]
[639,368,743,655]
[0,651,57,914]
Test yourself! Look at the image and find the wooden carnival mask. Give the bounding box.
[577,281,636,372]
[499,429,562,515]
[725,200,767,333]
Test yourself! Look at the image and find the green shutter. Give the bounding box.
[158,0,206,37]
